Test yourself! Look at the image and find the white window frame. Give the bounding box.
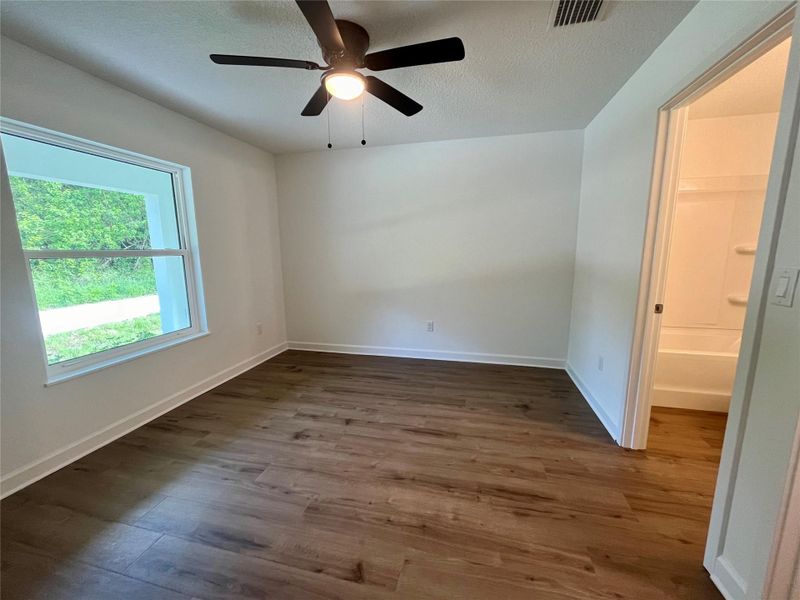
[1,117,208,385]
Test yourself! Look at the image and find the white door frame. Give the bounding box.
[620,7,796,450]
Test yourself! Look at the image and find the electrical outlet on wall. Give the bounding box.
[597,356,604,371]
[256,322,263,335]
[426,321,435,332]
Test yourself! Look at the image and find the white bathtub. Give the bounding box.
[652,328,740,413]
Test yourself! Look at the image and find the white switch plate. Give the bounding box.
[772,267,799,307]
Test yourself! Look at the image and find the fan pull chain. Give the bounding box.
[326,91,332,149]
[361,95,366,146]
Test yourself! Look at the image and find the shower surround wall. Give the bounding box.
[653,112,780,413]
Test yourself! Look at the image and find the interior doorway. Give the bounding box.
[643,41,794,576]
[619,13,798,597]
[648,37,791,438]
[623,14,794,450]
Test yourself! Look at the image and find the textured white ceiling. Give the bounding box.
[0,0,695,153]
[689,37,791,120]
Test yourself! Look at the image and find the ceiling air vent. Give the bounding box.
[552,0,604,27]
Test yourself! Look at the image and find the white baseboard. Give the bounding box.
[0,341,289,498]
[565,362,620,443]
[287,341,565,369]
[710,556,747,600]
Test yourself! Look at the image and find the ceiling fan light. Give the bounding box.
[324,72,365,100]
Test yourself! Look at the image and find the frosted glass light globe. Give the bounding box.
[325,72,365,100]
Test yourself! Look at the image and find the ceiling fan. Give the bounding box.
[210,0,465,117]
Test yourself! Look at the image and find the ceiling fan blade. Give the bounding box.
[364,37,465,71]
[210,54,322,70]
[365,76,422,116]
[296,0,345,53]
[301,85,330,116]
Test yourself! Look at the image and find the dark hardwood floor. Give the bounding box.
[1,350,726,599]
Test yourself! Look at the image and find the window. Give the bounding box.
[1,119,206,383]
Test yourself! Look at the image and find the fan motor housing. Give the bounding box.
[323,20,370,68]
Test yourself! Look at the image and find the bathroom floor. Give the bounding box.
[648,406,728,456]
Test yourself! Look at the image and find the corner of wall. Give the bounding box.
[562,120,622,443]
[565,361,620,443]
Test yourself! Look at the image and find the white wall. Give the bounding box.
[0,37,287,494]
[566,0,792,440]
[681,113,781,179]
[276,131,583,365]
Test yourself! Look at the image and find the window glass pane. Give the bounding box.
[8,176,154,251]
[1,133,179,250]
[30,257,191,364]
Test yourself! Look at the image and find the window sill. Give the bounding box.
[44,330,209,387]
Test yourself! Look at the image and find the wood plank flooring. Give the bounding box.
[1,350,726,599]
